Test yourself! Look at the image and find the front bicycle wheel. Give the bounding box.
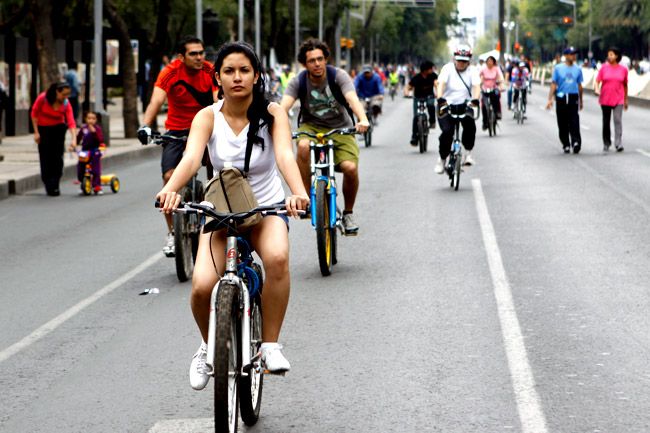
[364,117,373,148]
[488,106,496,137]
[454,153,462,191]
[315,179,334,276]
[190,180,204,262]
[173,215,194,282]
[418,117,428,154]
[239,292,263,426]
[214,283,241,433]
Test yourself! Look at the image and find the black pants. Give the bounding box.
[555,94,581,148]
[438,107,476,159]
[38,124,67,194]
[481,91,501,127]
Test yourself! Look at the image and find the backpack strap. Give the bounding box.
[326,65,355,125]
[171,80,214,107]
[297,70,308,126]
[243,128,254,175]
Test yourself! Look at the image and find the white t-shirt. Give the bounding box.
[438,62,480,105]
[208,100,285,206]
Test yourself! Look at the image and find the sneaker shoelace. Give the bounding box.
[195,349,208,374]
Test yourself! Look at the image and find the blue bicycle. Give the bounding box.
[292,128,356,276]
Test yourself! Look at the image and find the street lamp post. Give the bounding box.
[502,20,515,57]
[196,0,203,39]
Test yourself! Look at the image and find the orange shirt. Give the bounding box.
[155,59,217,130]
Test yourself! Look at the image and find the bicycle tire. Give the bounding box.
[418,117,428,154]
[315,179,333,276]
[213,282,241,433]
[364,119,373,148]
[81,176,92,195]
[190,180,204,262]
[488,106,495,137]
[173,213,194,282]
[239,292,263,426]
[454,153,462,191]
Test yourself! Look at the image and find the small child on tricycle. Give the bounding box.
[72,111,120,195]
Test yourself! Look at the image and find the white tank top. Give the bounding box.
[207,100,285,205]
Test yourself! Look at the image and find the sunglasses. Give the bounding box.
[186,50,205,57]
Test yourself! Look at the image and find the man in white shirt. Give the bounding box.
[435,44,481,173]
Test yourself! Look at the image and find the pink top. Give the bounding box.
[596,63,628,107]
[480,65,504,90]
[31,92,76,129]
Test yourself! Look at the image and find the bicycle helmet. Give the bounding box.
[518,61,526,68]
[454,44,472,61]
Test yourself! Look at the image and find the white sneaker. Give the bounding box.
[189,342,209,390]
[162,233,175,257]
[463,152,475,166]
[434,157,445,174]
[261,343,290,374]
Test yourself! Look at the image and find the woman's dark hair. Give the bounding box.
[214,41,272,151]
[607,46,622,63]
[45,81,70,105]
[486,55,497,64]
[297,38,330,65]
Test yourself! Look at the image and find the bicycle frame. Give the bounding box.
[309,138,338,229]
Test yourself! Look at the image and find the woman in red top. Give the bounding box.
[31,82,77,196]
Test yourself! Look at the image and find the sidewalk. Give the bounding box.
[0,98,162,200]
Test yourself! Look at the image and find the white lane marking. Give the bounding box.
[472,179,549,433]
[637,149,650,158]
[0,252,163,364]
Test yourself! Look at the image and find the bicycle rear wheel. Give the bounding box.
[213,283,241,433]
[315,179,334,276]
[239,292,263,426]
[418,117,428,153]
[173,217,194,282]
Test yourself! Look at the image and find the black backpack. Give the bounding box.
[297,65,355,126]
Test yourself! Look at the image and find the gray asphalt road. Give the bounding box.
[1,89,649,433]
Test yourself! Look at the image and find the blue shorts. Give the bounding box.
[265,201,289,229]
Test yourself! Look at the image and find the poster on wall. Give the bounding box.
[15,63,32,110]
[106,40,119,75]
[131,40,139,74]
[0,61,9,94]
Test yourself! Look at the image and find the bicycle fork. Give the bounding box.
[309,142,338,229]
[205,236,255,377]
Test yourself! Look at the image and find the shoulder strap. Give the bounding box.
[455,68,472,98]
[243,129,254,175]
[326,65,355,125]
[297,70,308,126]
[171,80,214,107]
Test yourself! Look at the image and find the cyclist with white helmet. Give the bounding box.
[435,44,481,173]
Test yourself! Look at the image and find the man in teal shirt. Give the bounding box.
[546,46,584,153]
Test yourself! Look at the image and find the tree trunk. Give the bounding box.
[29,0,59,90]
[104,0,139,138]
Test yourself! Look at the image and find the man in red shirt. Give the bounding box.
[138,36,218,256]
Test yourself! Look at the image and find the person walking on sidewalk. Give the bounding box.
[594,47,628,152]
[138,35,218,257]
[546,46,584,154]
[31,81,77,196]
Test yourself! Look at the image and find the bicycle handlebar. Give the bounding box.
[148,132,188,146]
[439,100,480,121]
[292,127,357,140]
[155,200,307,221]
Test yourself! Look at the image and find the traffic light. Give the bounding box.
[562,16,573,25]
[346,39,355,49]
[514,42,521,51]
[340,37,348,48]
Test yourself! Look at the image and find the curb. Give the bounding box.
[2,144,161,200]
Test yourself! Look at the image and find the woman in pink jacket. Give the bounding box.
[31,82,77,196]
[595,47,628,152]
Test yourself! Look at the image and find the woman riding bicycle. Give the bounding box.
[156,41,309,390]
[479,55,504,131]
